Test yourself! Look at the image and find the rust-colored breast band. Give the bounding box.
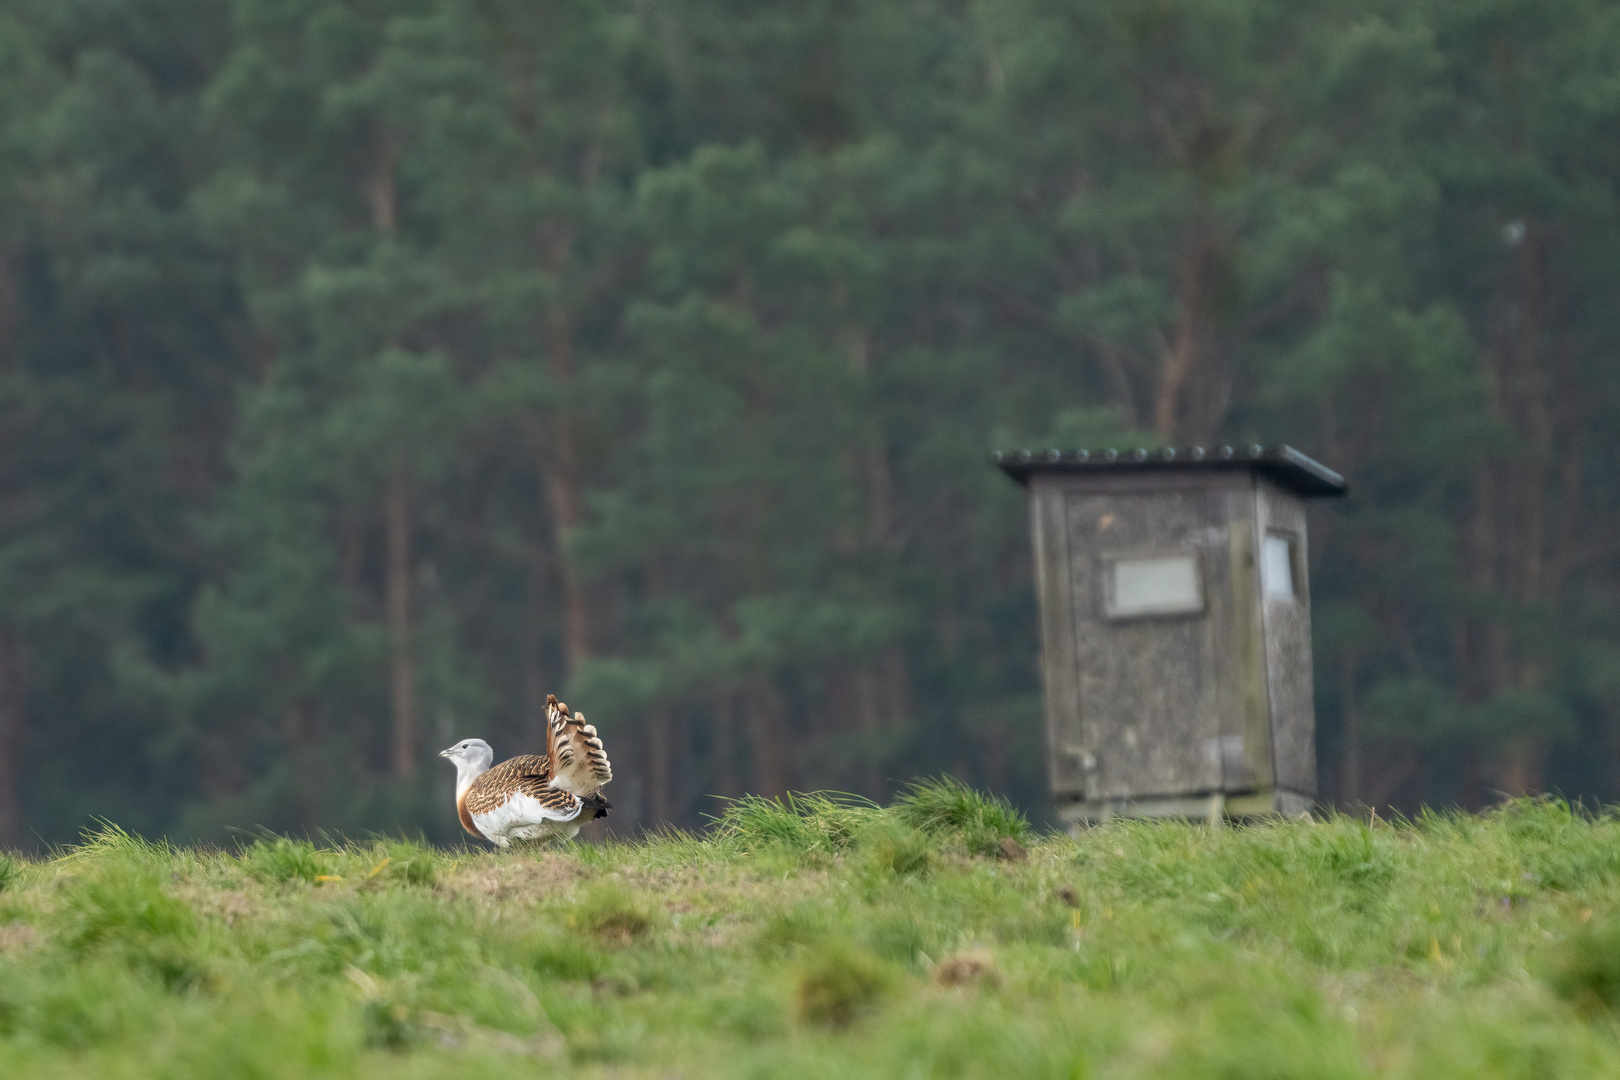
[456,788,481,838]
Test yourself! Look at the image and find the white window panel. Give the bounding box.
[1107,554,1203,618]
[1262,534,1295,600]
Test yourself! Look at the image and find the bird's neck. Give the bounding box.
[454,759,491,799]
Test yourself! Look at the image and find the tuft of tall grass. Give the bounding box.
[573,884,657,946]
[1548,913,1620,1013]
[240,836,327,884]
[1490,796,1620,890]
[0,963,161,1050]
[55,821,174,864]
[0,851,19,891]
[712,791,882,857]
[58,862,210,991]
[358,839,439,886]
[795,946,893,1029]
[892,775,1030,855]
[526,931,607,982]
[855,819,934,879]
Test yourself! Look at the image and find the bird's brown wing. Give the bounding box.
[463,754,553,815]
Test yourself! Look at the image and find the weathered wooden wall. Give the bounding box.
[1030,467,1319,821]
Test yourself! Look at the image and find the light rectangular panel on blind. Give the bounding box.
[1262,534,1295,599]
[1107,554,1203,618]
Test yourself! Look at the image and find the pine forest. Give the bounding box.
[1,0,1618,847]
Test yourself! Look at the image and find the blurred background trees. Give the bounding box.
[1,0,1618,846]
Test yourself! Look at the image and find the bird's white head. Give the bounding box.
[439,738,494,795]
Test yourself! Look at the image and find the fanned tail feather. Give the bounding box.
[546,694,614,796]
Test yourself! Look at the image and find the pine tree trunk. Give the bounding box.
[386,468,416,777]
[0,254,15,357]
[368,133,418,779]
[714,692,739,798]
[1462,224,1575,797]
[538,231,592,677]
[852,663,886,800]
[520,552,550,748]
[1362,749,1419,810]
[539,448,590,677]
[0,631,23,846]
[1497,736,1543,798]
[842,326,910,801]
[746,680,790,797]
[0,251,17,840]
[646,704,673,825]
[1338,652,1363,807]
[368,135,398,234]
[1459,748,1484,812]
[1153,227,1213,442]
[281,697,316,828]
[1091,338,1140,429]
[0,257,21,843]
[503,49,597,681]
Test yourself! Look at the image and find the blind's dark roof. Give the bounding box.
[994,444,1347,498]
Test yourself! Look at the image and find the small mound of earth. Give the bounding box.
[935,948,998,987]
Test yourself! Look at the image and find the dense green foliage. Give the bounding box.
[1,0,1619,843]
[4,795,1620,1075]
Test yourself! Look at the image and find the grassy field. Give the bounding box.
[4,784,1620,1078]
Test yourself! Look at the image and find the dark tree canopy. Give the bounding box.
[2,0,1619,846]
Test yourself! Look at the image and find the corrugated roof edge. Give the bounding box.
[992,444,1347,499]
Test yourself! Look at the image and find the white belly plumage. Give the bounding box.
[471,791,586,846]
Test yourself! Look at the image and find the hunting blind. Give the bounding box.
[996,445,1347,826]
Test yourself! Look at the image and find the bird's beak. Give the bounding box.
[439,747,454,759]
